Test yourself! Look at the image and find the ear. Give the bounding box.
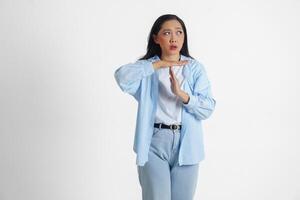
[153,34,159,44]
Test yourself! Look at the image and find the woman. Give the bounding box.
[114,14,216,200]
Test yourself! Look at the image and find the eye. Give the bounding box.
[177,30,183,34]
[163,32,170,35]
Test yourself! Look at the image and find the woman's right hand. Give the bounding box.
[152,60,189,70]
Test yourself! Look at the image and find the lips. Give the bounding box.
[170,45,178,50]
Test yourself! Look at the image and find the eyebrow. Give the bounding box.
[161,27,183,31]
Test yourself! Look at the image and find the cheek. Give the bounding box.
[179,39,185,47]
[179,36,185,43]
[159,40,170,48]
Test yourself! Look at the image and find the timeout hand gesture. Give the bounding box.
[152,60,190,103]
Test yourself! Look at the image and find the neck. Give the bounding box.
[160,53,180,62]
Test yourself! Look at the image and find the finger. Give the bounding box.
[169,77,174,86]
[170,73,177,84]
[170,68,178,83]
[170,68,177,80]
[175,60,189,66]
[169,67,174,77]
[169,74,173,82]
[170,66,176,75]
[162,60,188,68]
[169,69,174,81]
[170,70,176,81]
[167,61,187,67]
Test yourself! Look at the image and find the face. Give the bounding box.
[153,19,185,57]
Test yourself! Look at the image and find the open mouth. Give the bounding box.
[170,45,178,50]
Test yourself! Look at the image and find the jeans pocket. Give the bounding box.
[152,127,160,136]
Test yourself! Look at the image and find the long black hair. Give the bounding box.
[138,14,193,60]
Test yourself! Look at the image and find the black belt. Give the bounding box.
[154,123,181,130]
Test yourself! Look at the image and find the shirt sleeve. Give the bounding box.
[182,60,216,120]
[114,59,155,100]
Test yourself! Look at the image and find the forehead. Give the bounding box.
[160,20,183,31]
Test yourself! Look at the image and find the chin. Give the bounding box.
[167,50,179,55]
[171,51,180,55]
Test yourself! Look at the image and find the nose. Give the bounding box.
[170,36,177,43]
[170,33,177,43]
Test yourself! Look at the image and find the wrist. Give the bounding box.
[178,90,190,104]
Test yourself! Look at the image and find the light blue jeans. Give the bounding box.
[137,126,199,200]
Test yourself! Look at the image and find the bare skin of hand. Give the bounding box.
[152,60,188,70]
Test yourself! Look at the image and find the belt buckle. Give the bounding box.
[170,124,179,130]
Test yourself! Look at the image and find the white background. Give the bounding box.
[0,0,299,199]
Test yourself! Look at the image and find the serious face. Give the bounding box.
[153,19,185,57]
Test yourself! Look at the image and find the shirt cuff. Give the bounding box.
[183,96,190,104]
[182,94,196,110]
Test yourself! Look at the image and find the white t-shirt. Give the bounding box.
[154,65,185,125]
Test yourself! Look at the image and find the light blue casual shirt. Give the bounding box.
[114,54,216,166]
